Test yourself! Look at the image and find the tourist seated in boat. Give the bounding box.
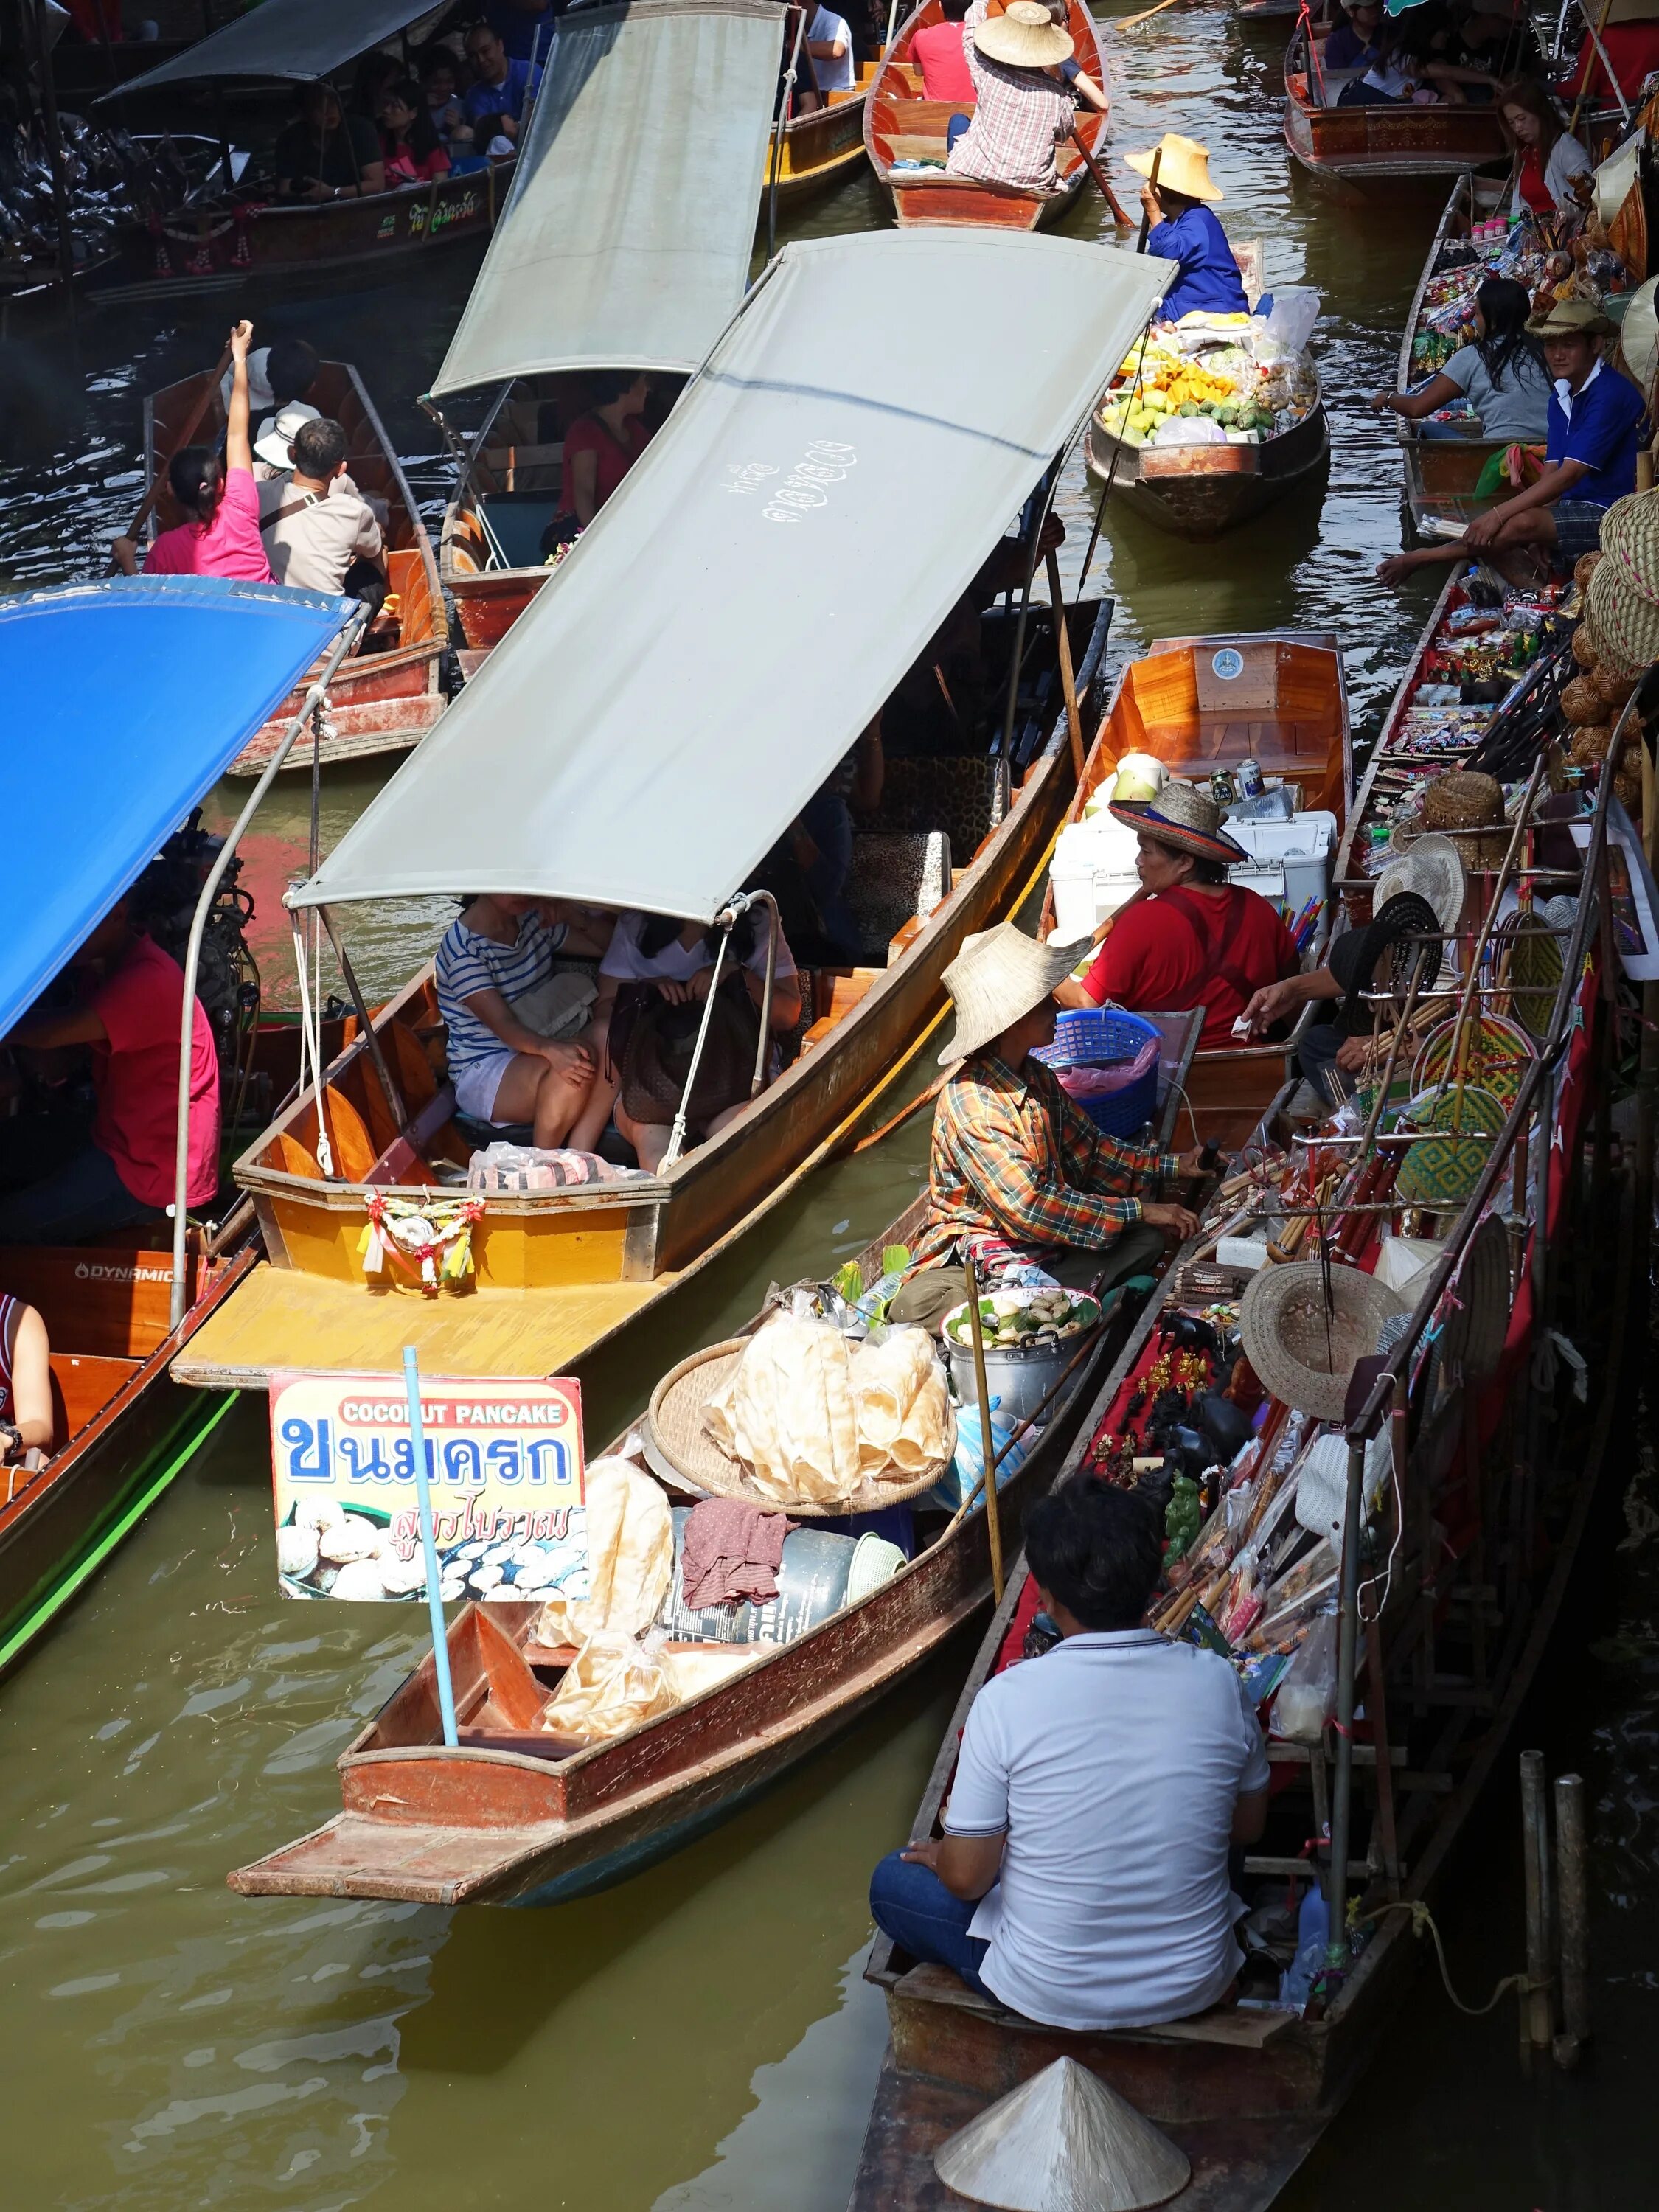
[1562,14,1659,105]
[890,924,1203,1331]
[259,417,388,615]
[378,79,453,186]
[111,319,273,585]
[802,1,857,94]
[0,1294,51,1468]
[420,44,470,157]
[483,0,557,65]
[775,716,886,963]
[1321,0,1382,71]
[0,863,220,1247]
[540,372,654,558]
[218,336,318,431]
[581,905,805,1174]
[1057,784,1301,1054]
[868,1476,1270,2028]
[1332,18,1500,105]
[1373,276,1548,444]
[1127,135,1248,325]
[946,1,1107,198]
[459,18,542,152]
[436,895,615,1147]
[1498,79,1592,222]
[273,81,386,202]
[912,0,976,101]
[1378,301,1646,588]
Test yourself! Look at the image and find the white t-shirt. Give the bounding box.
[601,911,797,987]
[943,1628,1271,2030]
[804,5,855,91]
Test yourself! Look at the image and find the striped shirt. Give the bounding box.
[947,1,1077,195]
[910,1052,1178,1270]
[437,909,568,1073]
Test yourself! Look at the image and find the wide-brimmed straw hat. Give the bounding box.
[1587,486,1659,673]
[1125,133,1225,205]
[972,0,1074,70]
[1526,299,1615,341]
[254,400,320,472]
[1108,778,1248,866]
[937,921,1087,1066]
[1376,831,1467,936]
[1240,1260,1403,1423]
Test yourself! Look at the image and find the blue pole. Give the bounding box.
[403,1345,458,1748]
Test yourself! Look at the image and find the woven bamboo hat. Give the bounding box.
[1419,771,1509,870]
[1376,832,1467,937]
[1240,1261,1404,1423]
[1108,778,1248,866]
[1126,133,1225,204]
[972,1,1074,69]
[933,2056,1191,2212]
[937,921,1089,1066]
[1587,487,1659,674]
[1526,298,1615,341]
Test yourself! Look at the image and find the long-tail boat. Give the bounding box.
[1040,630,1351,1152]
[431,0,785,664]
[1284,18,1514,182]
[863,1,1108,229]
[0,576,359,1677]
[139,359,448,773]
[167,230,1172,1404]
[846,655,1630,2211]
[770,38,884,204]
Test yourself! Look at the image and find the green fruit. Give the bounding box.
[1178,402,1198,418]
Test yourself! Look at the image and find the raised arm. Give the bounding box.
[226,319,254,476]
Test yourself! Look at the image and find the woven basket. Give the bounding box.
[1420,771,1509,870]
[1411,1012,1535,1110]
[1240,1262,1404,1423]
[1497,911,1565,1042]
[645,1338,956,1517]
[1394,1082,1507,1211]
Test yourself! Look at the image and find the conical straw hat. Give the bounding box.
[972,1,1074,69]
[933,2055,1192,2211]
[937,922,1088,1067]
[1125,133,1224,204]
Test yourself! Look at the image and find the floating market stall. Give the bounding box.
[1283,18,1517,183]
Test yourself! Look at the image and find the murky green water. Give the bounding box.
[2,8,1655,2207]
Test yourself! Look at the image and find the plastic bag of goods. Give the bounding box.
[1271,1606,1340,1744]
[931,1399,1029,1512]
[704,1318,863,1504]
[536,1627,679,1747]
[1263,288,1321,361]
[851,1326,952,1478]
[532,1458,673,1646]
[1155,416,1228,447]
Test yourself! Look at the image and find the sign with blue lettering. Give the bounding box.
[268,1371,586,1604]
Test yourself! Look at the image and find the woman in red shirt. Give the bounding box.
[1062,781,1300,1051]
[378,80,452,185]
[541,372,654,563]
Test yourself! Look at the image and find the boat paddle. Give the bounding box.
[1135,144,1162,253]
[1071,128,1133,231]
[1116,0,1189,29]
[108,338,233,573]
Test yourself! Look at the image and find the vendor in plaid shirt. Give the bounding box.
[947,1,1108,198]
[891,924,1203,1330]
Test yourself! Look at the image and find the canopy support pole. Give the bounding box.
[996,465,1060,817]
[171,608,367,1329]
[661,919,734,1173]
[768,6,806,261]
[319,905,411,1141]
[745,890,781,1099]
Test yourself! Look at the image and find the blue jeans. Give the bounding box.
[869,1850,991,1994]
[0,1141,161,1246]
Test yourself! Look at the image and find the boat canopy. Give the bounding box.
[0,578,351,1039]
[431,1,785,399]
[296,230,1172,924]
[105,0,438,95]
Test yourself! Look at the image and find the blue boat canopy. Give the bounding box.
[0,577,352,1040]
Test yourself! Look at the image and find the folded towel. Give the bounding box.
[681,1497,795,1610]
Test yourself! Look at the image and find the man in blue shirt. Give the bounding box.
[486,0,557,66]
[1127,133,1248,325]
[1378,300,1647,587]
[462,18,543,147]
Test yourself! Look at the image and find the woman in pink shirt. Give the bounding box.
[112,319,274,584]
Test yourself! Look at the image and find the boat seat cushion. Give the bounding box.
[844,832,952,965]
[864,754,996,855]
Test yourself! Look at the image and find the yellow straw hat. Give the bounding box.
[1125,133,1224,204]
[937,922,1088,1066]
[971,0,1074,69]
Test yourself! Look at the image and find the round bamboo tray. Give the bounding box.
[1411,1011,1534,1110]
[645,1338,956,1517]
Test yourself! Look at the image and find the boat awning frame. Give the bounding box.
[293,229,1174,925]
[100,0,451,97]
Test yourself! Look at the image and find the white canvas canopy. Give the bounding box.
[108,0,439,93]
[431,1,785,397]
[296,229,1172,925]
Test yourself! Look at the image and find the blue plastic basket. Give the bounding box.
[1033,1007,1161,1138]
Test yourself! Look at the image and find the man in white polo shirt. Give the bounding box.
[869,1478,1270,2028]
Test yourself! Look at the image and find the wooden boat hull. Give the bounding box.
[447,566,545,655]
[866,2,1107,229]
[1395,174,1516,538]
[771,77,875,201]
[1284,49,1508,181]
[1085,400,1330,538]
[88,159,515,306]
[142,359,448,775]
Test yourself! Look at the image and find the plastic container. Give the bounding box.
[1033,1007,1161,1136]
[1279,1881,1331,2009]
[658,1512,901,1645]
[1225,810,1337,914]
[1048,817,1141,941]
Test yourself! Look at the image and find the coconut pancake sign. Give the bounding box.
[268,1371,586,1604]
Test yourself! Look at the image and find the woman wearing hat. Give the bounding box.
[1127,135,1248,325]
[1377,298,1647,588]
[893,922,1204,1324]
[1060,784,1301,1053]
[947,1,1107,198]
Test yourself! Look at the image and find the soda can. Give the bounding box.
[1237,756,1265,799]
[1209,769,1236,808]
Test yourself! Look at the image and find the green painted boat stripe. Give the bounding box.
[0,1391,240,1674]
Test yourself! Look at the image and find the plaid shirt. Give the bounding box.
[910,1052,1179,1271]
[947,0,1077,195]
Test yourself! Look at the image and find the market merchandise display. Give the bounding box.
[1407,215,1632,409]
[1097,312,1320,452]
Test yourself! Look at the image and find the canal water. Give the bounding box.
[1,7,1655,2206]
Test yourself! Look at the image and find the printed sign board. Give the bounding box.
[268,1371,587,1604]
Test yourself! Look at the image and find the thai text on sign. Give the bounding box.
[268,1371,587,1604]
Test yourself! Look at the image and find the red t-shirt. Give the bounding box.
[913,21,975,101]
[89,936,222,1211]
[145,466,274,584]
[1565,24,1659,100]
[1082,885,1300,1051]
[385,139,451,184]
[559,414,650,516]
[1517,147,1554,217]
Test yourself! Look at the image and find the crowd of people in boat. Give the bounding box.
[1302,0,1659,114]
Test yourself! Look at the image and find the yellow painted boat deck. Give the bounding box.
[170,1265,673,1389]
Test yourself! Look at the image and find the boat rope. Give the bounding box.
[1354,1899,1540,2018]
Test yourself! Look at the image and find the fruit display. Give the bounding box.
[1098,316,1318,451]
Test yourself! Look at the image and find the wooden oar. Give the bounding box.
[1135,143,1162,253]
[111,341,232,570]
[1116,0,1188,29]
[1070,128,1133,230]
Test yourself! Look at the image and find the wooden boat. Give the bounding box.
[863,1,1107,229]
[226,1011,1203,1910]
[1284,21,1513,182]
[142,360,448,773]
[1039,631,1352,1152]
[1394,173,1513,541]
[1085,371,1329,538]
[847,777,1627,2211]
[769,55,883,203]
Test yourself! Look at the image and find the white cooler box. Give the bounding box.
[1048,817,1141,942]
[1225,810,1337,915]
